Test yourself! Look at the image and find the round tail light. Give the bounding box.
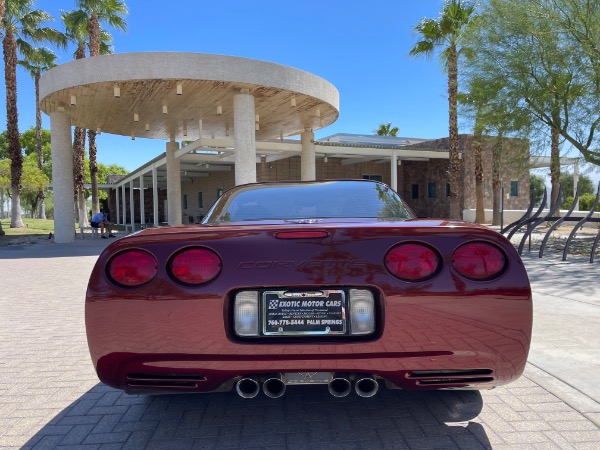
[385,243,440,281]
[169,247,222,284]
[108,250,157,287]
[452,242,506,280]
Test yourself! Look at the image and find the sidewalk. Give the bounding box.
[0,237,598,449]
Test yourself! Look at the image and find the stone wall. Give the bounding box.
[402,134,531,218]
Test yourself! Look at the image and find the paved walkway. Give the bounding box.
[0,238,599,449]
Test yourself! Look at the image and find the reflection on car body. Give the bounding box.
[86,180,532,399]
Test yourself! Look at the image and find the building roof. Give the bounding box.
[40,52,339,142]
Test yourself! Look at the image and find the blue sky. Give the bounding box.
[1,0,456,172]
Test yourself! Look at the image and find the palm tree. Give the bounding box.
[63,10,115,227]
[18,46,58,219]
[63,10,90,228]
[374,122,399,136]
[409,0,477,219]
[2,0,65,228]
[74,0,127,215]
[0,0,5,236]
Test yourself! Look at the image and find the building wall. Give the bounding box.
[108,188,168,223]
[179,157,398,222]
[117,134,531,223]
[402,135,530,218]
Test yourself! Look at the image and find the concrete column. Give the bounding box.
[139,174,145,225]
[115,188,120,224]
[129,180,135,227]
[50,111,75,243]
[301,129,315,180]
[166,141,182,225]
[233,91,256,185]
[152,164,159,227]
[257,155,269,182]
[390,150,398,192]
[121,184,127,225]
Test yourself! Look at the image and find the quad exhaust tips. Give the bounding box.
[236,373,379,398]
[235,377,260,399]
[355,376,379,398]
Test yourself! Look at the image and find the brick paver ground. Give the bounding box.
[1,242,599,449]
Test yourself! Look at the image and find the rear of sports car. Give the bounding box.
[86,219,532,398]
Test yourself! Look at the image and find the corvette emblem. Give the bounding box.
[299,372,318,380]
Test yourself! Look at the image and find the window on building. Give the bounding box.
[446,182,451,197]
[198,191,203,208]
[217,187,224,198]
[362,174,383,182]
[182,194,188,210]
[428,182,437,199]
[510,181,519,197]
[412,184,419,199]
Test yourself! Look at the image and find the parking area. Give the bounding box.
[1,240,599,449]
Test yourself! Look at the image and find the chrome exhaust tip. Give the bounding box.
[236,377,260,399]
[328,375,352,397]
[355,376,379,398]
[263,375,286,398]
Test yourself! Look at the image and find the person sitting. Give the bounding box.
[91,209,115,239]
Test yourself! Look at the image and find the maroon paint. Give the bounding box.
[86,218,532,394]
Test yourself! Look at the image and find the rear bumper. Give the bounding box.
[97,350,521,394]
[87,285,532,394]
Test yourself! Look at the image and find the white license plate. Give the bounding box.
[262,290,346,336]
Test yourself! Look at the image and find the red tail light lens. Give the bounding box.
[385,243,440,281]
[169,247,222,284]
[452,242,506,280]
[108,250,157,287]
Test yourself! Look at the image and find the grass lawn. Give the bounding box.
[0,217,55,235]
[0,218,127,246]
[0,218,56,245]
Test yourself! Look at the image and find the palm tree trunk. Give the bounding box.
[89,13,100,57]
[447,44,461,220]
[0,0,7,235]
[73,126,88,227]
[71,43,88,225]
[88,14,101,214]
[0,189,4,236]
[550,125,561,208]
[34,71,47,219]
[88,129,100,214]
[3,29,24,228]
[473,123,485,224]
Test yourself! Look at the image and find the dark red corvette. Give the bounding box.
[86,180,532,398]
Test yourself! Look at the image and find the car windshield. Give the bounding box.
[203,180,413,223]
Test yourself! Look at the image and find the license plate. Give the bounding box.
[262,290,346,336]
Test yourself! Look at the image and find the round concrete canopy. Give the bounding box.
[40,52,340,141]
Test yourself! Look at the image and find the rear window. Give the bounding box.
[203,180,413,223]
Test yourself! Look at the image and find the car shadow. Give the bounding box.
[23,383,490,449]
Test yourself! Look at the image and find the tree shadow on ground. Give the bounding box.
[23,382,490,449]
